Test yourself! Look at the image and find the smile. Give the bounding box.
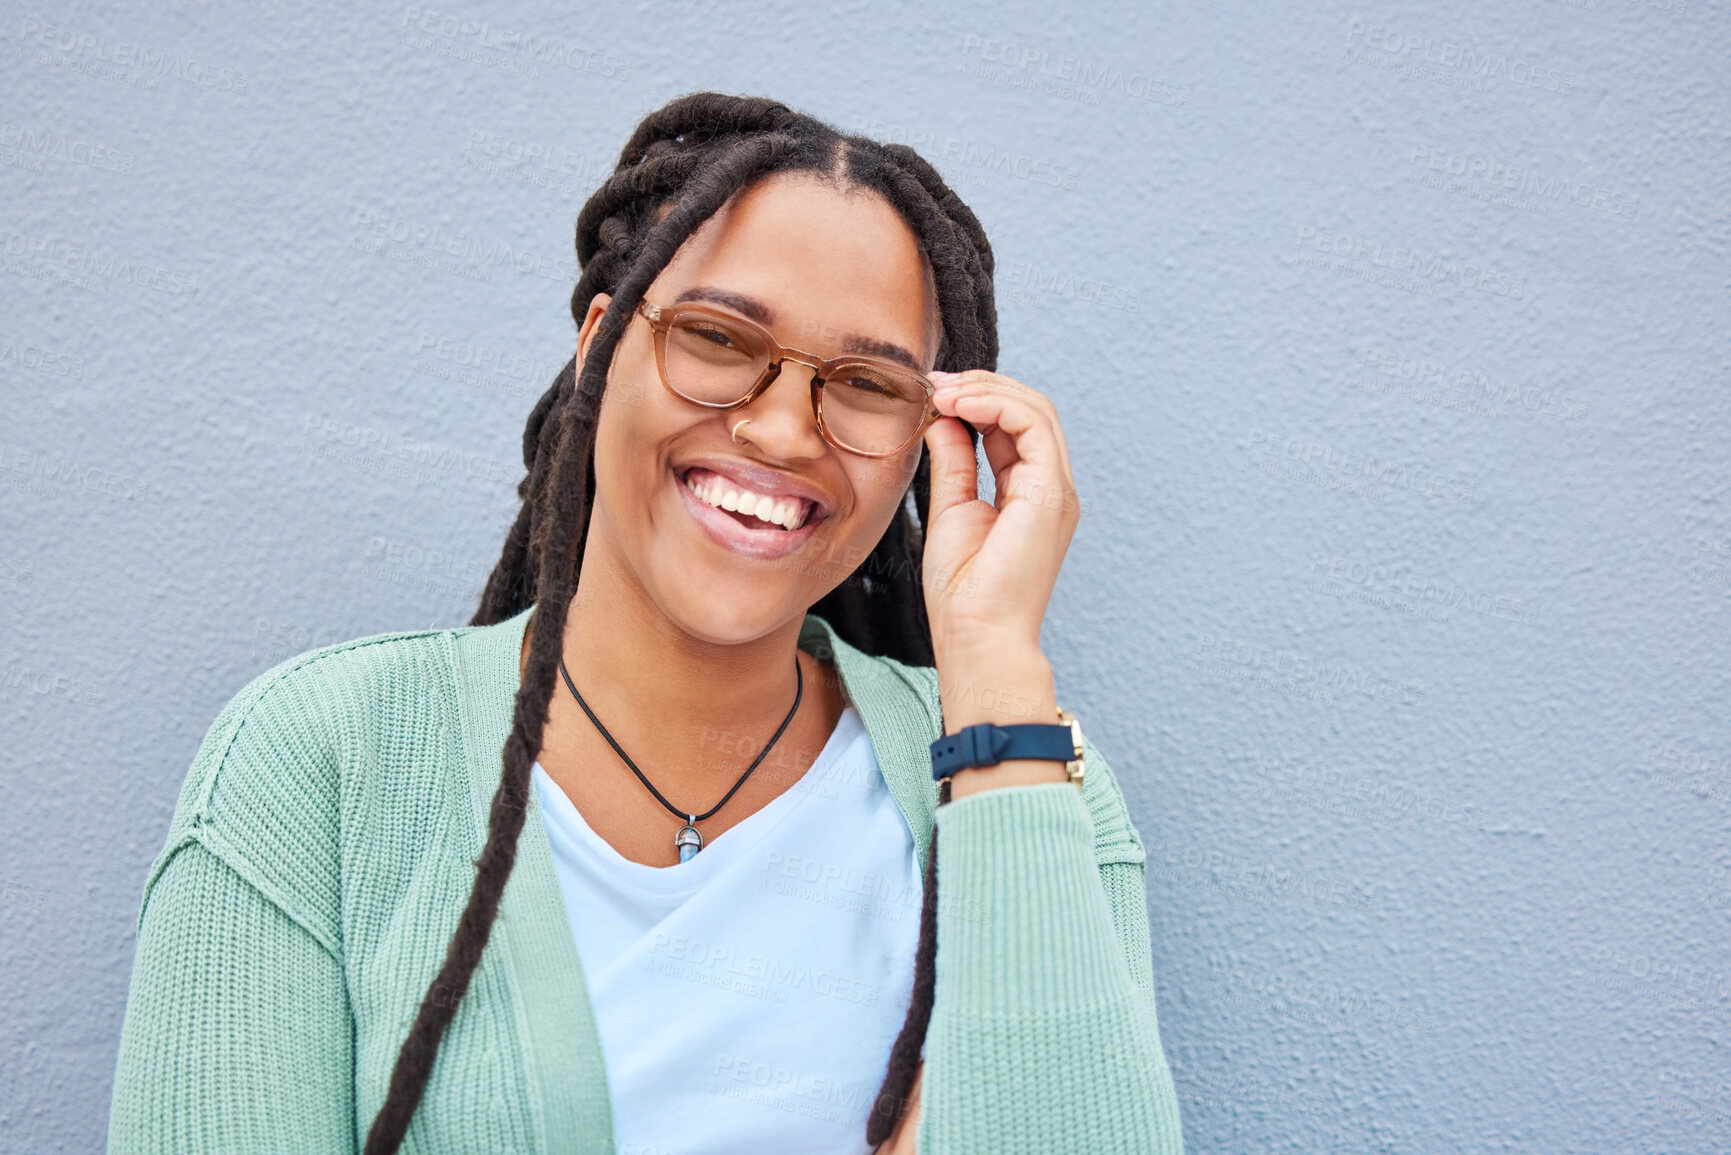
[684,466,814,530]
[674,466,832,559]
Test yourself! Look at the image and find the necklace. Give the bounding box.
[557,653,804,863]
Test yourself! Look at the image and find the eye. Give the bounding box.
[828,366,926,404]
[840,374,898,398]
[684,321,742,349]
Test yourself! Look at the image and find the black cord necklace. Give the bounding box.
[558,653,804,863]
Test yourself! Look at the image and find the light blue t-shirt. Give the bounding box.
[531,704,924,1155]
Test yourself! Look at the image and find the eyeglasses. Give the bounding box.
[633,299,941,458]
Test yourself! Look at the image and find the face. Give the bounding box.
[574,171,942,646]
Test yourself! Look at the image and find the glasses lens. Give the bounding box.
[662,312,770,403]
[659,308,928,455]
[821,363,930,455]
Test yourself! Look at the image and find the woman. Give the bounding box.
[107,92,1184,1154]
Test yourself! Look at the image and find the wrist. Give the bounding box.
[936,650,1055,730]
[932,626,1044,674]
[946,757,1070,799]
[934,650,1069,800]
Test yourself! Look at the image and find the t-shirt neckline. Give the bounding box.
[531,704,865,889]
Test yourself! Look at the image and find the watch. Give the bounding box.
[929,706,1086,792]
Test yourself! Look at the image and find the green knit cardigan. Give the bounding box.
[107,606,1185,1153]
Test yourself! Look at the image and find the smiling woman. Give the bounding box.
[575,173,941,611]
[106,92,1185,1155]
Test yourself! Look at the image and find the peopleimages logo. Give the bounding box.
[400,7,630,78]
[1357,346,1588,423]
[1,227,200,297]
[846,118,1081,191]
[13,17,249,92]
[303,415,512,486]
[1000,259,1141,311]
[0,122,134,174]
[1195,630,1427,706]
[1295,226,1526,300]
[958,33,1191,107]
[0,338,84,378]
[1345,20,1576,94]
[463,129,609,182]
[1408,145,1638,219]
[347,206,574,283]
[0,659,103,705]
[0,442,153,501]
[1246,428,1480,505]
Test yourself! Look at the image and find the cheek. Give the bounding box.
[845,449,922,526]
[590,401,679,532]
[885,447,926,500]
[595,347,688,467]
[598,341,667,434]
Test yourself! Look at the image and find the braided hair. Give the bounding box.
[363,92,998,1153]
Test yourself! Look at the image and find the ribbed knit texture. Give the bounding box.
[107,607,1184,1154]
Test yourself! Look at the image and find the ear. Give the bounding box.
[577,292,614,372]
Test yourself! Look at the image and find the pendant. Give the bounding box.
[674,817,703,863]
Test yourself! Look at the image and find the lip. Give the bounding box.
[673,465,833,560]
[675,456,835,519]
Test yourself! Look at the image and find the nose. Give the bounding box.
[734,355,828,455]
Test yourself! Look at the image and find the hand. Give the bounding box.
[921,369,1082,796]
[921,369,1081,665]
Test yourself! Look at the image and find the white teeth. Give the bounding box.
[683,471,810,531]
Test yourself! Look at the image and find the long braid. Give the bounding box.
[367,125,801,1153]
[852,146,1000,1143]
[808,146,998,671]
[375,92,998,1152]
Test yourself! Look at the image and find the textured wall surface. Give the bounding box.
[3,1,1729,1151]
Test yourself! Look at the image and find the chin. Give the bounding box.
[651,571,818,647]
[640,462,864,642]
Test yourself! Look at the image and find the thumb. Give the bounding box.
[924,415,978,522]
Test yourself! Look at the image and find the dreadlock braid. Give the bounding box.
[367,91,998,1153]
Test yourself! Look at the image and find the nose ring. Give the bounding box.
[730,418,752,444]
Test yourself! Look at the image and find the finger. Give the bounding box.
[980,423,1019,487]
[935,390,1079,521]
[922,413,979,521]
[956,409,1070,522]
[933,373,1073,483]
[937,387,1063,483]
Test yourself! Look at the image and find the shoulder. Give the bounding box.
[145,624,474,953]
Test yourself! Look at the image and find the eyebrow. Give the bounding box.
[670,285,926,371]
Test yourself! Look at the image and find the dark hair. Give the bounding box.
[362,91,997,1153]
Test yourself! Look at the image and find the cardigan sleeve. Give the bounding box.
[915,744,1185,1154]
[108,647,363,1153]
[107,838,358,1154]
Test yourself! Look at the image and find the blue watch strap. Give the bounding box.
[929,722,1079,780]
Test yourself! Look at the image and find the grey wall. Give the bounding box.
[3,0,1728,1151]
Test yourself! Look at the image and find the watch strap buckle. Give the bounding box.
[929,708,1087,793]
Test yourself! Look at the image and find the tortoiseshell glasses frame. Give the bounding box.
[634,299,942,459]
